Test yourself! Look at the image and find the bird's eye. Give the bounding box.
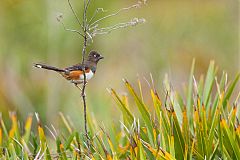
[94,54,97,57]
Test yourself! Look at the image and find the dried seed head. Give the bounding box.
[56,13,64,22]
[130,18,146,26]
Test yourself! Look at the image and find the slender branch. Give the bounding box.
[89,3,141,28]
[67,0,83,29]
[88,8,106,24]
[58,19,84,38]
[86,31,93,43]
[94,18,145,31]
[91,18,145,37]
[85,0,91,15]
[83,0,87,29]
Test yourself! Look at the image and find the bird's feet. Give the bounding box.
[74,84,82,91]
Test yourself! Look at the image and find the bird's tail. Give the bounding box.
[34,63,66,72]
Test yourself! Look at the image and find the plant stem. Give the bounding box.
[81,35,89,148]
[81,0,90,152]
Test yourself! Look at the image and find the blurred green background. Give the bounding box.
[0,0,239,127]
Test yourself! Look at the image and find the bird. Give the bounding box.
[34,50,104,86]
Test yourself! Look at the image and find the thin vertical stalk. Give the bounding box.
[62,0,144,155]
[81,0,90,152]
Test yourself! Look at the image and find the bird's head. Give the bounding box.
[87,50,104,64]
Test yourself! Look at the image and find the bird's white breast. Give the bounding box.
[80,70,94,80]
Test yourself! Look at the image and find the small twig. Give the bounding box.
[91,18,145,37]
[84,0,91,17]
[59,20,84,38]
[88,8,106,24]
[86,31,93,43]
[89,3,142,28]
[67,0,83,29]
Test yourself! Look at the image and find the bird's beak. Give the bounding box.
[98,55,104,60]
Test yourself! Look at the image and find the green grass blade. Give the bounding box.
[59,112,72,134]
[124,79,155,146]
[172,111,185,160]
[56,138,67,160]
[64,132,75,150]
[109,88,134,125]
[220,118,240,159]
[138,140,147,160]
[187,59,195,130]
[0,114,8,139]
[23,114,33,144]
[151,90,161,123]
[203,61,216,109]
[9,143,18,159]
[210,141,219,160]
[222,73,240,109]
[182,108,189,149]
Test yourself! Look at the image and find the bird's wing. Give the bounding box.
[64,64,89,72]
[63,64,91,80]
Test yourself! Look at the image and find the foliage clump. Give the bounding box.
[0,61,239,159]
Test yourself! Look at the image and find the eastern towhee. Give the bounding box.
[34,50,104,85]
